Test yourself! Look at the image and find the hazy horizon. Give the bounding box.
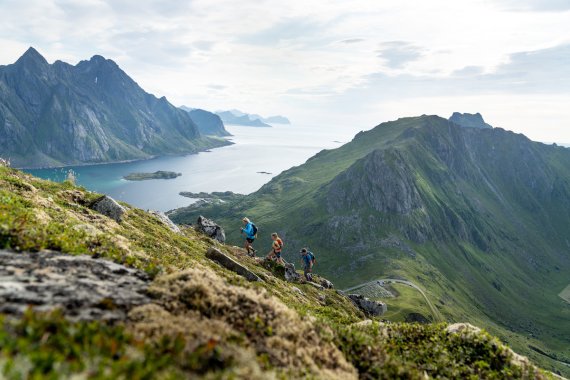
[1,0,569,143]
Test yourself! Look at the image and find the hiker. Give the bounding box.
[300,248,315,281]
[267,233,285,265]
[240,217,257,256]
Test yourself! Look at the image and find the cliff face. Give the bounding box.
[186,108,231,137]
[0,48,228,168]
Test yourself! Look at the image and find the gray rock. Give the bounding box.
[206,247,262,282]
[149,210,181,233]
[291,287,304,295]
[307,281,324,290]
[449,112,493,129]
[196,215,226,243]
[90,195,126,222]
[320,278,334,289]
[0,250,150,321]
[348,294,387,316]
[0,158,9,167]
[284,263,301,282]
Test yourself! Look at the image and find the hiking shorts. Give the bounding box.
[273,250,282,258]
[246,238,255,243]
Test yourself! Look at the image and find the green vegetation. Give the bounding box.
[123,170,182,181]
[171,115,570,377]
[0,164,555,378]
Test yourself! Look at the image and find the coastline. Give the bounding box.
[17,138,233,170]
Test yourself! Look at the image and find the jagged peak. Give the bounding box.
[15,47,49,67]
[449,112,493,129]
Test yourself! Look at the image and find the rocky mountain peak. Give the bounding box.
[15,47,49,69]
[449,112,493,129]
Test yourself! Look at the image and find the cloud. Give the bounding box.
[376,41,424,69]
[337,38,365,44]
[0,0,569,141]
[494,0,570,11]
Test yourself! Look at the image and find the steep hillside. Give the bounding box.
[0,162,552,378]
[170,115,570,376]
[0,48,229,168]
[180,106,231,137]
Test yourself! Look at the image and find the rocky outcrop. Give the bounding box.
[196,215,226,243]
[206,247,262,282]
[449,112,493,129]
[284,263,301,282]
[149,210,181,233]
[348,294,387,316]
[320,278,334,289]
[327,149,423,216]
[90,195,126,222]
[0,250,149,321]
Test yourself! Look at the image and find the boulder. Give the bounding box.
[284,263,301,282]
[149,210,181,233]
[307,281,324,290]
[196,215,226,243]
[90,195,126,222]
[0,250,149,321]
[206,247,262,282]
[291,287,304,295]
[320,278,334,289]
[348,294,387,316]
[0,158,9,167]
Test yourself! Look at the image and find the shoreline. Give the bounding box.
[18,138,233,171]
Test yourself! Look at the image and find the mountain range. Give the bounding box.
[0,48,230,168]
[170,113,570,376]
[216,109,290,127]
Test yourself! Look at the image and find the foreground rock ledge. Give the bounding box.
[206,247,262,282]
[0,250,150,321]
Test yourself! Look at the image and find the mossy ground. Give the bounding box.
[0,165,556,379]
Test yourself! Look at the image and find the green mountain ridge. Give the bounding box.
[170,115,570,376]
[0,163,555,378]
[0,48,229,168]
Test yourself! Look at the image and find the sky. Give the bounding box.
[0,0,569,142]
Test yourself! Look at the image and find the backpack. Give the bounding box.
[308,251,316,264]
[275,238,284,250]
[251,223,258,237]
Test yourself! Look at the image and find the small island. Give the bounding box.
[123,171,181,181]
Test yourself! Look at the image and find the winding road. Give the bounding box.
[342,278,443,322]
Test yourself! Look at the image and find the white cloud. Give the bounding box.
[0,0,569,141]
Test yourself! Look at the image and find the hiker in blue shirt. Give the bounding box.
[240,217,257,256]
[300,248,315,281]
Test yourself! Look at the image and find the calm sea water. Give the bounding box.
[26,124,359,211]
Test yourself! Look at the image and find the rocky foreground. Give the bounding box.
[0,163,553,379]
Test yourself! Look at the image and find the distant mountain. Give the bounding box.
[215,109,290,127]
[180,106,230,137]
[262,115,290,124]
[171,115,570,375]
[0,47,229,168]
[450,112,493,129]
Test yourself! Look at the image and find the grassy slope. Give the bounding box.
[0,165,555,379]
[170,116,570,377]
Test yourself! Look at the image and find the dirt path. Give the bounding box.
[343,278,443,322]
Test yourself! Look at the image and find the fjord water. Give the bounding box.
[26,123,357,211]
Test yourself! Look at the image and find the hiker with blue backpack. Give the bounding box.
[300,248,316,281]
[241,217,258,256]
